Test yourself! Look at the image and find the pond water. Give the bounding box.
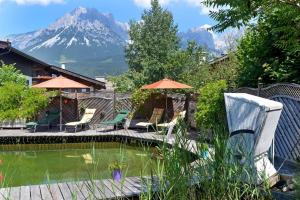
[0,142,157,187]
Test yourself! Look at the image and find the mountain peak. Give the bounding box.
[71,6,88,15]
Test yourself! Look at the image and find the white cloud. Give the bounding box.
[15,0,64,5]
[133,0,176,8]
[0,0,64,5]
[185,0,218,15]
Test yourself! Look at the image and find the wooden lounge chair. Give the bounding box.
[26,110,60,132]
[157,111,186,142]
[136,108,164,132]
[157,110,186,129]
[65,108,96,132]
[96,110,130,131]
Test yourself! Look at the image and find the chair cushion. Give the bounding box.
[136,122,153,127]
[65,121,81,126]
[26,122,38,126]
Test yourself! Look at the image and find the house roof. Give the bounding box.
[209,54,229,66]
[0,40,105,89]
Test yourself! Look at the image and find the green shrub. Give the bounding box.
[0,83,52,120]
[0,63,26,86]
[195,80,228,132]
[0,64,53,120]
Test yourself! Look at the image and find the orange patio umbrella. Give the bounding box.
[141,78,192,90]
[33,76,89,131]
[141,78,192,120]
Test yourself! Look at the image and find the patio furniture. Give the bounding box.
[157,110,186,129]
[156,111,186,143]
[33,76,89,131]
[95,110,130,131]
[136,108,164,132]
[224,93,283,184]
[141,78,192,120]
[0,119,26,129]
[26,111,60,132]
[65,108,96,132]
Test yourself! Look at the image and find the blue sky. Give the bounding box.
[0,0,218,38]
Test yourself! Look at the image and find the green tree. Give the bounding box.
[0,64,52,120]
[237,6,300,86]
[168,41,210,90]
[0,63,26,86]
[205,0,300,86]
[204,0,300,32]
[125,0,179,83]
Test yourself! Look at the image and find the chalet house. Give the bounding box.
[0,40,105,92]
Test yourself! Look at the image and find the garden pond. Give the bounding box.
[0,142,157,187]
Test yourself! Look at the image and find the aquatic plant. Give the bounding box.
[140,120,273,200]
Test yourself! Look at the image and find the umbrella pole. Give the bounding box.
[165,91,168,122]
[60,89,62,132]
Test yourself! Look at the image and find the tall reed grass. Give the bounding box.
[140,120,273,200]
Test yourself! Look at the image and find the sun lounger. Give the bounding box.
[157,110,186,129]
[157,111,186,143]
[95,110,130,131]
[136,108,164,132]
[65,108,96,132]
[26,110,59,132]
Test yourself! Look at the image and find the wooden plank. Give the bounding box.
[107,178,136,197]
[73,181,92,200]
[30,185,42,200]
[0,188,10,200]
[9,187,21,200]
[122,178,141,195]
[57,183,72,200]
[83,180,105,200]
[66,182,85,200]
[93,180,116,199]
[20,186,31,200]
[101,179,123,198]
[126,177,147,193]
[48,184,63,200]
[39,185,52,200]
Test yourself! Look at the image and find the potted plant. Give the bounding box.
[108,160,126,181]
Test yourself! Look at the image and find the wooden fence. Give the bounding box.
[41,83,300,162]
[235,83,300,162]
[77,92,132,126]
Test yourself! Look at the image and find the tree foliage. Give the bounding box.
[236,4,300,86]
[115,0,212,92]
[125,0,179,83]
[195,80,228,131]
[0,63,26,86]
[204,0,300,32]
[205,0,300,86]
[0,64,52,120]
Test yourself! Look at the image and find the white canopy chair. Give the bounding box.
[224,93,283,184]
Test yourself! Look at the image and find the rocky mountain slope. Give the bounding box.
[6,7,218,78]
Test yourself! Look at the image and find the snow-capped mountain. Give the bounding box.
[6,7,221,77]
[7,7,129,77]
[179,26,216,51]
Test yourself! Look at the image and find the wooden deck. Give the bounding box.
[0,128,199,154]
[0,176,155,200]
